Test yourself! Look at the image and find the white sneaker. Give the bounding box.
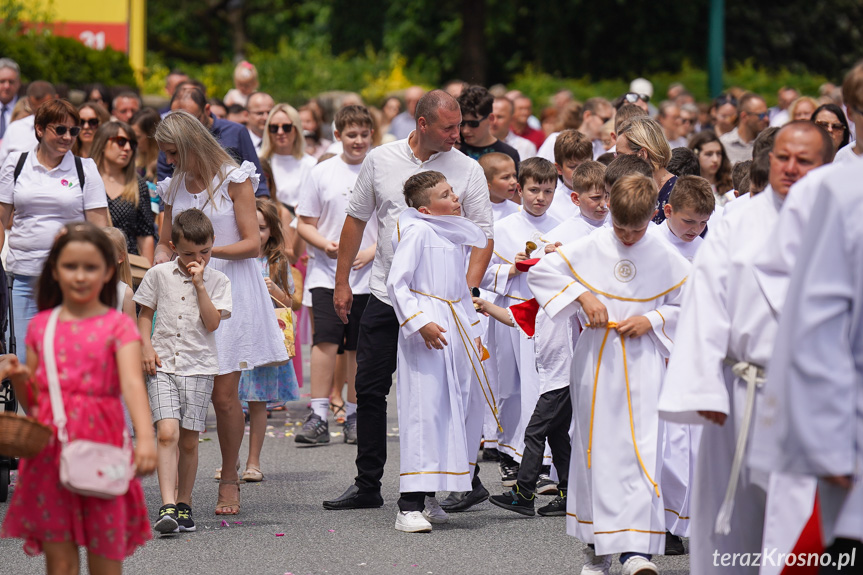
[395,511,432,533]
[621,555,658,575]
[580,547,612,575]
[422,496,449,524]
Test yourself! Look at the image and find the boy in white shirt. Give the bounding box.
[547,161,610,247]
[478,152,520,222]
[135,208,232,534]
[296,105,377,444]
[549,130,593,221]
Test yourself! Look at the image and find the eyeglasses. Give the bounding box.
[108,136,138,151]
[815,120,846,133]
[680,117,695,124]
[748,111,769,121]
[461,114,489,128]
[268,123,294,134]
[79,118,100,129]
[624,92,650,104]
[48,125,81,137]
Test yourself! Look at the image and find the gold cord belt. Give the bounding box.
[409,289,502,432]
[585,322,660,498]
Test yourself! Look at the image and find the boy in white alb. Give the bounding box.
[528,174,690,575]
[441,152,520,513]
[548,130,594,221]
[646,176,714,554]
[135,209,232,534]
[387,171,488,533]
[295,105,378,444]
[546,160,610,247]
[481,158,561,485]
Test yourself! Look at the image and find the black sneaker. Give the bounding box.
[489,486,536,516]
[175,503,196,532]
[295,412,330,444]
[538,491,567,516]
[665,531,686,555]
[154,504,179,534]
[439,484,490,512]
[536,472,558,495]
[499,460,519,487]
[481,447,501,461]
[343,412,357,444]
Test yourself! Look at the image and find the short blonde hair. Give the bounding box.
[260,103,305,160]
[610,174,657,226]
[617,117,671,171]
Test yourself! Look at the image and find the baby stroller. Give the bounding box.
[0,262,16,502]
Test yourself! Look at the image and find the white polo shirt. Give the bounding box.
[346,134,493,305]
[0,150,107,276]
[133,260,232,376]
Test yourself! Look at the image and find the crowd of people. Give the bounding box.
[0,52,860,575]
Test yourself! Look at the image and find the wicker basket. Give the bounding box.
[0,411,52,458]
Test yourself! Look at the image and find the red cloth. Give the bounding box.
[509,298,540,337]
[1,310,152,560]
[513,125,546,149]
[780,496,823,575]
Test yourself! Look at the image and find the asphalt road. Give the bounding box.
[1,372,691,574]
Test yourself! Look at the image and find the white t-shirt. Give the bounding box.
[270,152,316,208]
[536,131,558,163]
[491,199,519,221]
[0,115,37,167]
[346,135,493,305]
[0,150,107,276]
[296,156,377,296]
[834,141,858,164]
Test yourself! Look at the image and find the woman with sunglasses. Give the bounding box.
[91,121,156,263]
[75,101,109,158]
[811,103,851,153]
[0,99,109,359]
[260,103,316,211]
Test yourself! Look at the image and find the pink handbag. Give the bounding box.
[44,307,135,499]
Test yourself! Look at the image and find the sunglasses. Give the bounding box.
[80,118,100,129]
[815,120,846,133]
[461,114,489,128]
[48,125,81,137]
[108,136,138,151]
[624,92,650,104]
[268,123,294,134]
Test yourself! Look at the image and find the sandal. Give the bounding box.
[215,480,241,515]
[330,400,347,424]
[242,466,264,482]
[214,461,241,482]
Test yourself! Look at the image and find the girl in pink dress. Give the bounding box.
[1,223,156,573]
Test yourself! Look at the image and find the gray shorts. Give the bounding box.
[147,372,215,432]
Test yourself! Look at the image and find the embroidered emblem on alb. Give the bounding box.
[614,260,636,283]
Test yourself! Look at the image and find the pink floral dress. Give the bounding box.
[1,309,151,560]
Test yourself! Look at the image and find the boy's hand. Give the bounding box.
[472,296,490,316]
[419,322,448,350]
[824,475,853,489]
[324,240,339,259]
[545,242,562,254]
[616,315,652,338]
[187,260,205,288]
[698,410,727,425]
[514,251,528,264]
[142,346,162,376]
[133,440,157,476]
[474,337,482,354]
[353,245,375,270]
[577,292,608,326]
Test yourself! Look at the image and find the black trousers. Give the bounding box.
[352,295,400,493]
[516,386,572,494]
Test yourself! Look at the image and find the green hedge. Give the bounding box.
[0,29,137,88]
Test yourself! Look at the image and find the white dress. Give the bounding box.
[158,161,289,374]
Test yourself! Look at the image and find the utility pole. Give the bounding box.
[708,0,724,97]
